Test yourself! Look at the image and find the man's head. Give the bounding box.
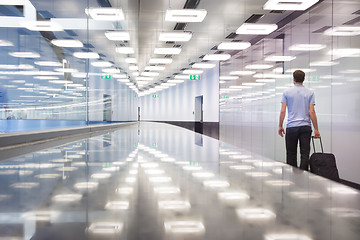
[293,70,305,83]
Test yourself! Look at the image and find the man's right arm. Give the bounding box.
[309,104,320,138]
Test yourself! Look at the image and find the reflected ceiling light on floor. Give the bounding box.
[265,180,293,186]
[0,39,14,46]
[91,173,111,179]
[145,169,165,175]
[324,26,360,36]
[102,68,121,73]
[88,222,123,234]
[73,52,99,59]
[116,187,133,195]
[245,64,273,70]
[325,208,360,218]
[125,177,137,183]
[218,191,250,200]
[164,221,205,234]
[154,48,182,55]
[165,9,207,22]
[229,165,254,170]
[23,21,63,31]
[145,66,166,71]
[220,76,239,80]
[309,61,339,67]
[245,172,271,177]
[105,31,130,41]
[105,201,129,210]
[236,23,278,35]
[236,208,276,220]
[51,39,83,48]
[56,166,78,172]
[192,63,216,69]
[265,56,296,62]
[230,70,256,76]
[158,200,191,210]
[34,61,62,67]
[203,180,230,188]
[22,211,59,222]
[183,69,203,74]
[289,191,322,199]
[182,166,202,171]
[328,186,358,195]
[192,172,215,179]
[9,52,40,58]
[52,194,82,202]
[149,176,172,183]
[289,44,326,51]
[116,47,134,54]
[203,54,230,61]
[149,58,173,64]
[159,32,192,42]
[264,233,312,240]
[256,79,276,83]
[10,182,39,189]
[242,82,265,86]
[263,0,319,10]
[154,186,181,194]
[218,42,251,50]
[86,8,124,21]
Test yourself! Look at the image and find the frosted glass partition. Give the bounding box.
[0,1,137,131]
[219,0,360,184]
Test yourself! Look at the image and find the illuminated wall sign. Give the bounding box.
[152,143,158,148]
[190,74,200,80]
[152,94,158,98]
[134,94,137,97]
[101,74,112,79]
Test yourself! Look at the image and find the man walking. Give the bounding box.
[278,70,320,170]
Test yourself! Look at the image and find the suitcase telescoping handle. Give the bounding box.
[311,136,324,153]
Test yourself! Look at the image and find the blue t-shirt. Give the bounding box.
[281,84,315,128]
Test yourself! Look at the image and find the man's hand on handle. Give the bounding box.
[313,129,320,138]
[278,127,285,137]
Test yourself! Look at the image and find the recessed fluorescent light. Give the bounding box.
[34,61,62,67]
[183,69,203,74]
[145,66,166,71]
[9,52,40,58]
[73,52,99,59]
[324,26,360,36]
[242,82,265,86]
[168,79,184,83]
[136,76,153,81]
[192,63,216,68]
[85,8,124,21]
[102,68,121,73]
[91,61,113,67]
[129,65,138,71]
[113,74,127,78]
[149,58,173,64]
[23,21,63,31]
[34,76,59,80]
[220,76,239,80]
[142,72,159,77]
[117,79,130,83]
[51,39,83,48]
[218,42,251,50]
[54,68,78,73]
[230,70,256,75]
[116,47,134,54]
[72,72,87,78]
[329,48,360,57]
[105,31,130,41]
[154,48,182,55]
[236,23,278,35]
[256,79,275,83]
[289,44,326,51]
[165,9,207,22]
[265,55,296,62]
[159,32,192,42]
[162,83,176,87]
[203,54,230,61]
[0,40,14,46]
[0,64,34,69]
[309,61,339,67]
[245,64,273,70]
[263,0,319,11]
[125,58,137,63]
[132,72,140,76]
[285,68,316,73]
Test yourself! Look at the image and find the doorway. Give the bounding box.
[103,94,112,122]
[194,95,203,134]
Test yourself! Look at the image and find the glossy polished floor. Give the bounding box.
[0,122,359,240]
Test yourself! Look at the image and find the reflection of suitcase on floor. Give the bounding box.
[309,137,340,182]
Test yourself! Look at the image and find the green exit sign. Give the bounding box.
[152,94,158,98]
[101,74,111,79]
[134,94,137,98]
[190,74,200,80]
[152,143,158,148]
[221,95,230,99]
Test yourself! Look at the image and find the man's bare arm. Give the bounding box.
[309,104,320,138]
[278,102,287,137]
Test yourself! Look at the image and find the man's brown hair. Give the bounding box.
[293,70,305,83]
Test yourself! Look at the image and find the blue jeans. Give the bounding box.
[285,126,312,170]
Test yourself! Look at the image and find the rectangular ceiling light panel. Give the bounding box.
[116,47,134,54]
[105,31,130,41]
[192,63,216,69]
[145,66,166,71]
[265,56,296,61]
[149,58,173,64]
[22,21,63,31]
[73,52,99,59]
[203,54,231,61]
[51,39,83,48]
[9,52,40,58]
[324,26,360,36]
[289,44,326,51]
[165,9,207,23]
[86,8,124,21]
[263,0,319,11]
[154,48,181,55]
[218,42,251,50]
[236,23,278,35]
[159,32,192,42]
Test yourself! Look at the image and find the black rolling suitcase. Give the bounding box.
[309,137,340,182]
